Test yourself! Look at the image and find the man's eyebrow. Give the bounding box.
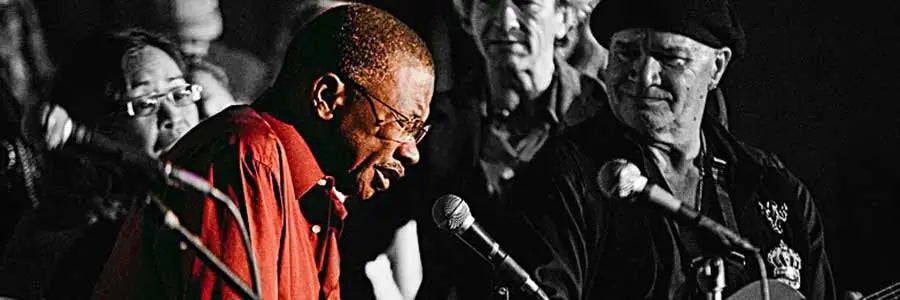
[611,41,640,50]
[657,45,691,53]
[612,37,641,45]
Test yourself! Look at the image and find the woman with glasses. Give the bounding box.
[0,29,201,299]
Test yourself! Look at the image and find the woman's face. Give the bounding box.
[115,45,199,157]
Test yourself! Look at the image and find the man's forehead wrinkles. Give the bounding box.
[612,29,648,44]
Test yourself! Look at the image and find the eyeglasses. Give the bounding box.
[119,84,203,117]
[340,75,430,144]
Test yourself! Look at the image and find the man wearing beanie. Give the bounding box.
[506,0,836,298]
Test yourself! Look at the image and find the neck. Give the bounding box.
[255,86,310,128]
[485,57,555,112]
[298,123,349,179]
[646,129,703,172]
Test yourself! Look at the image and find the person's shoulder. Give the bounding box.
[557,108,618,152]
[711,125,812,202]
[555,57,608,127]
[168,106,284,167]
[714,126,789,173]
[532,117,606,177]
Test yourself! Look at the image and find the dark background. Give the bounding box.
[31,0,900,295]
[724,0,900,294]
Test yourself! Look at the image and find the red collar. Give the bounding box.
[259,112,326,197]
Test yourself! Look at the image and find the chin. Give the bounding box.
[359,188,376,200]
[347,174,376,200]
[486,54,529,70]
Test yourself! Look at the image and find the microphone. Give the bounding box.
[36,103,220,196]
[432,194,550,300]
[598,159,759,253]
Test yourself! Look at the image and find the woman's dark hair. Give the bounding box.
[48,28,187,126]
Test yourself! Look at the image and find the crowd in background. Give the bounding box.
[1,0,899,299]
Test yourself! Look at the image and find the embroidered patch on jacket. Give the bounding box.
[758,200,801,290]
[758,201,788,235]
[767,240,802,290]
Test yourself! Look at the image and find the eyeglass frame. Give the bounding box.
[117,84,203,117]
[338,74,430,144]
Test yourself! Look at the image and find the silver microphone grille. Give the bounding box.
[432,194,471,233]
[597,159,647,200]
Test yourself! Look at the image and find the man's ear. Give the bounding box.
[710,47,733,89]
[310,72,347,121]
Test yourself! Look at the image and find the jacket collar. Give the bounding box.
[258,111,327,198]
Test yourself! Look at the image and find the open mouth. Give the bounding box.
[373,166,405,192]
[373,169,390,192]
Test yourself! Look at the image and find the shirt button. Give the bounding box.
[311,224,321,234]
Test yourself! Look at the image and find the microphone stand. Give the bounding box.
[493,285,510,300]
[695,256,726,300]
[161,161,263,298]
[149,195,260,300]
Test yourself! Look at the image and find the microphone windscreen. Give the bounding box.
[43,104,73,150]
[597,159,630,198]
[597,159,646,201]
[432,194,470,232]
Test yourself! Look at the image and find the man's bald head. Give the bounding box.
[274,3,433,95]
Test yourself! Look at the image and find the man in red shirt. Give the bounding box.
[92,4,435,299]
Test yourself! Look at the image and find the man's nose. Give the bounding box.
[628,55,662,87]
[396,141,420,166]
[493,2,520,33]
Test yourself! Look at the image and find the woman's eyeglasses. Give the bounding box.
[119,84,203,117]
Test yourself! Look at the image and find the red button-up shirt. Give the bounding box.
[93,106,346,300]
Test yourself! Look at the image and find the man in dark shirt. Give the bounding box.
[508,0,836,299]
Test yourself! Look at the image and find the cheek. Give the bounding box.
[668,77,707,119]
[604,60,631,83]
[339,115,378,168]
[351,137,395,169]
[470,11,490,37]
[182,105,201,127]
